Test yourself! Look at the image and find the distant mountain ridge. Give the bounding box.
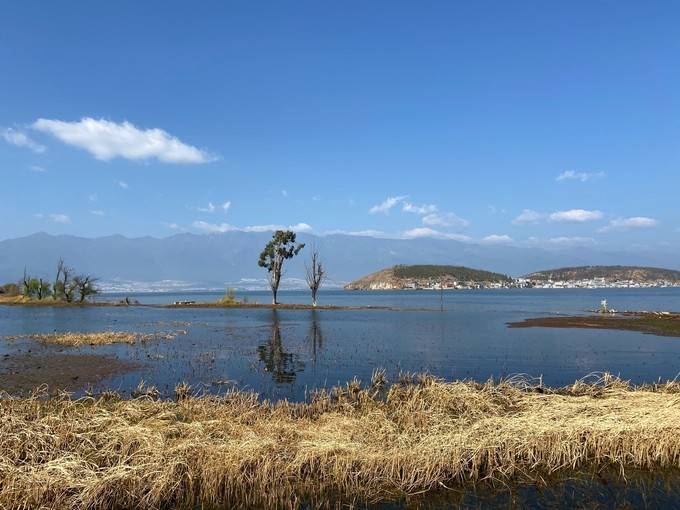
[1,232,679,291]
[346,265,513,290]
[525,266,680,283]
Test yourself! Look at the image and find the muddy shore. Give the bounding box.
[509,312,680,337]
[0,352,141,394]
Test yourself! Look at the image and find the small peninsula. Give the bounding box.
[345,264,515,290]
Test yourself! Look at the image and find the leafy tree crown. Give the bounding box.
[258,230,305,272]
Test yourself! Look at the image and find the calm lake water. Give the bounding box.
[2,288,680,400]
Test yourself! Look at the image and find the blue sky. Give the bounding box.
[2,1,679,251]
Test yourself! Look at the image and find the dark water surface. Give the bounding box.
[2,288,680,399]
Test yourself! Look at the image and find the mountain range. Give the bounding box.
[1,232,678,291]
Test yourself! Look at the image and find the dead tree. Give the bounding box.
[73,275,99,303]
[304,248,326,307]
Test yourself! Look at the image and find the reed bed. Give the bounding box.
[6,330,186,346]
[2,372,680,509]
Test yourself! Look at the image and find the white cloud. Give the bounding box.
[546,236,596,246]
[117,180,129,189]
[324,229,385,237]
[549,209,603,223]
[288,222,313,233]
[556,170,605,182]
[29,165,47,173]
[369,195,407,214]
[599,216,658,233]
[512,209,544,225]
[1,127,46,153]
[481,234,513,244]
[421,212,469,228]
[163,222,181,230]
[192,221,312,234]
[198,202,216,213]
[88,193,98,202]
[49,213,70,224]
[198,201,230,213]
[89,210,105,216]
[402,202,437,215]
[32,117,215,164]
[401,227,472,242]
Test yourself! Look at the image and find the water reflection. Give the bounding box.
[256,310,304,384]
[308,310,324,365]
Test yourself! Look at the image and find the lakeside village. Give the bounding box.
[367,277,680,291]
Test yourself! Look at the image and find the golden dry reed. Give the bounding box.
[2,372,680,509]
[6,330,186,346]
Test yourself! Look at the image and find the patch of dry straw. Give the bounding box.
[2,372,680,509]
[6,330,186,346]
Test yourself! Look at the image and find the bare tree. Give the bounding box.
[53,259,65,300]
[73,274,99,303]
[21,268,30,297]
[54,260,76,302]
[304,248,326,307]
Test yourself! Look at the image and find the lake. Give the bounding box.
[2,288,680,400]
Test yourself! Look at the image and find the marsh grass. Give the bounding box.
[5,330,187,346]
[2,372,680,509]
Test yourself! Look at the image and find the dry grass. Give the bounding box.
[2,372,680,509]
[5,330,187,346]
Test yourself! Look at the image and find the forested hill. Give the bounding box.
[525,266,680,283]
[345,265,512,290]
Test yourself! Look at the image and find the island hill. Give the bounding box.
[524,265,680,289]
[346,264,680,291]
[345,265,515,290]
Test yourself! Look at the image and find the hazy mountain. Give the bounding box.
[0,232,677,291]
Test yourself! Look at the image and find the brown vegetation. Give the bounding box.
[6,330,186,346]
[2,373,680,509]
[509,312,680,337]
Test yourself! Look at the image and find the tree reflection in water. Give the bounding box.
[256,310,304,384]
[308,310,324,366]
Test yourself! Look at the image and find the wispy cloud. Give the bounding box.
[89,210,105,216]
[512,209,544,225]
[422,212,469,228]
[1,127,46,153]
[481,234,513,244]
[192,221,312,234]
[197,201,231,213]
[371,196,469,230]
[369,195,407,214]
[402,201,437,215]
[549,209,603,223]
[401,227,472,242]
[49,213,71,224]
[545,236,596,247]
[525,236,597,248]
[116,180,129,189]
[324,229,385,237]
[32,118,215,164]
[556,170,605,182]
[29,165,47,173]
[281,190,289,198]
[32,213,71,223]
[599,216,658,233]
